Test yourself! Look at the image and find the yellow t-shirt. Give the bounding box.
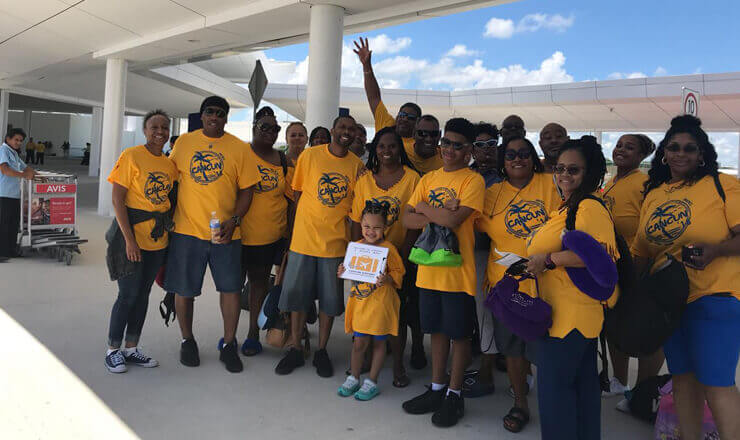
[26,142,35,152]
[408,167,485,296]
[631,174,740,303]
[526,198,620,339]
[107,145,178,251]
[349,166,421,249]
[374,100,443,174]
[476,172,561,295]
[240,145,290,246]
[345,240,405,336]
[601,171,648,246]
[289,144,364,258]
[169,130,260,241]
[35,143,45,153]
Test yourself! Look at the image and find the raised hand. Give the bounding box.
[353,37,372,67]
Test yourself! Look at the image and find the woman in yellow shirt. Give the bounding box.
[239,106,293,356]
[285,122,307,168]
[525,136,618,440]
[476,136,560,433]
[631,116,740,440]
[105,110,177,374]
[600,134,663,399]
[350,126,421,388]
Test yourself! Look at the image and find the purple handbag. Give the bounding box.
[484,274,552,342]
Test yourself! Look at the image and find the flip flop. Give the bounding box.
[503,407,530,433]
[240,338,263,356]
[393,371,411,388]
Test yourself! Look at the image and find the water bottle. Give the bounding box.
[210,211,220,244]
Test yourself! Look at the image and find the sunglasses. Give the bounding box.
[203,107,227,118]
[255,123,281,134]
[473,139,498,149]
[664,143,699,154]
[416,129,441,138]
[398,111,418,121]
[439,138,470,151]
[504,149,532,161]
[554,165,584,176]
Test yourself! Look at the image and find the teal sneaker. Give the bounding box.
[354,379,380,401]
[338,376,361,397]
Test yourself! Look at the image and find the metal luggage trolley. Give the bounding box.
[19,172,87,265]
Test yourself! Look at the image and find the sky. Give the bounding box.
[233,0,740,167]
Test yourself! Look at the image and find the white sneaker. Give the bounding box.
[123,347,159,368]
[616,398,630,413]
[105,349,127,373]
[602,377,629,397]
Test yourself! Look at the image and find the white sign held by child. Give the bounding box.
[341,242,389,284]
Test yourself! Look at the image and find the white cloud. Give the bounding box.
[484,17,515,38]
[367,35,411,54]
[484,13,574,39]
[710,132,739,168]
[445,44,480,57]
[654,66,668,76]
[607,71,647,80]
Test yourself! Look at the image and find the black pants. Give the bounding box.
[0,197,21,257]
[25,150,34,163]
[35,153,44,165]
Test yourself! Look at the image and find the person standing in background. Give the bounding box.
[349,123,368,161]
[81,142,91,165]
[35,140,46,165]
[538,123,569,173]
[25,137,35,164]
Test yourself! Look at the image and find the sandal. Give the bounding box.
[240,338,263,356]
[393,370,410,388]
[503,407,530,433]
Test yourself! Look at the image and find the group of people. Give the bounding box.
[23,138,50,165]
[17,36,728,440]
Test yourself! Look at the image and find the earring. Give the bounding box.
[699,159,706,167]
[661,157,667,165]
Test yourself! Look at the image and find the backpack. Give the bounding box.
[627,374,672,422]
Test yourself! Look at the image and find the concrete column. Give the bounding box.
[89,106,103,177]
[172,117,181,136]
[23,110,32,133]
[97,58,127,216]
[304,4,344,131]
[0,90,9,137]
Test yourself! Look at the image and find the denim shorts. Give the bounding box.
[278,251,344,317]
[164,232,242,297]
[663,294,740,387]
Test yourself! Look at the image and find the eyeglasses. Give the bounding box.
[439,138,470,151]
[473,139,498,149]
[664,143,699,154]
[416,129,441,138]
[398,111,418,121]
[504,149,532,161]
[255,123,281,134]
[554,165,584,176]
[203,107,227,118]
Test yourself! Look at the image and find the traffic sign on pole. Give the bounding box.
[249,60,268,119]
[682,87,700,117]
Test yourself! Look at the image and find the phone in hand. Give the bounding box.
[506,258,530,276]
[681,245,703,264]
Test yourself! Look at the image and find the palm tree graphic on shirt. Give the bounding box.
[646,200,691,244]
[318,173,348,206]
[190,151,224,184]
[506,200,546,238]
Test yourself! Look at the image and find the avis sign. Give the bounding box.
[682,87,700,117]
[35,183,77,194]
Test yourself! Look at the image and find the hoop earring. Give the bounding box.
[699,159,706,167]
[661,157,667,165]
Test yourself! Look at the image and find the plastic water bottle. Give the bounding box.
[210,211,220,244]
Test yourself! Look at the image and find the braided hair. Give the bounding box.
[361,199,390,225]
[366,126,419,175]
[643,115,719,197]
[558,136,607,224]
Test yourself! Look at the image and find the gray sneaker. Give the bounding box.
[105,349,127,373]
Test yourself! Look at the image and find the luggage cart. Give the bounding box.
[19,172,87,265]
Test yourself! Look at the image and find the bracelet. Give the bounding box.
[544,253,556,270]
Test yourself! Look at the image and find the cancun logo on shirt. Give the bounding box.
[317,172,350,206]
[369,196,401,225]
[143,172,172,205]
[602,194,615,212]
[427,187,458,208]
[645,199,692,245]
[350,281,376,299]
[504,200,548,238]
[189,150,224,184]
[256,165,279,193]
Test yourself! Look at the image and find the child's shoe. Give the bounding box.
[354,379,380,401]
[338,375,361,397]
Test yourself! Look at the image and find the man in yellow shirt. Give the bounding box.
[275,115,364,378]
[402,118,485,428]
[353,38,443,174]
[35,140,46,165]
[25,137,35,164]
[164,96,259,374]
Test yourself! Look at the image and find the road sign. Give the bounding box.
[682,87,700,117]
[249,60,268,115]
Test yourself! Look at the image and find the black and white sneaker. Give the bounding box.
[105,349,127,373]
[123,348,159,368]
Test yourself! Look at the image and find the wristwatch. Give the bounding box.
[544,253,556,270]
[231,215,241,226]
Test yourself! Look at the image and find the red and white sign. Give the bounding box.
[35,183,77,194]
[49,197,75,224]
[682,87,700,117]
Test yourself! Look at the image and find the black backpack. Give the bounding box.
[626,374,672,422]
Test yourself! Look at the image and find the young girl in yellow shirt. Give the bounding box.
[337,202,405,401]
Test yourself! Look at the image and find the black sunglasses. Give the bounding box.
[440,138,470,151]
[416,129,441,138]
[664,143,699,154]
[473,139,498,149]
[504,149,532,161]
[554,165,583,176]
[255,122,281,134]
[398,111,418,121]
[203,107,227,118]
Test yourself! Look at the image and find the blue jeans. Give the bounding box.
[107,249,166,347]
[537,330,601,440]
